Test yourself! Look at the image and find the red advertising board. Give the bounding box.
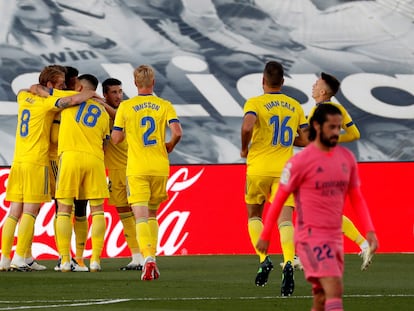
[0,163,413,260]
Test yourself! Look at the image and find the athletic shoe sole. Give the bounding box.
[120,264,143,271]
[281,262,295,296]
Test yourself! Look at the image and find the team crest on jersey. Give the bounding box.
[281,163,292,185]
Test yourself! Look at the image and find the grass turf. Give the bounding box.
[0,254,413,310]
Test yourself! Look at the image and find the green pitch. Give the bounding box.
[0,254,413,310]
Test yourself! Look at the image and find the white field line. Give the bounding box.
[0,294,413,310]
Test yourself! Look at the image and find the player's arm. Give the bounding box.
[240,112,256,158]
[338,107,360,143]
[51,112,61,145]
[348,186,378,252]
[111,127,125,144]
[102,135,110,151]
[339,123,360,143]
[165,120,182,153]
[96,98,117,120]
[28,84,51,97]
[256,188,291,253]
[55,90,98,108]
[294,124,309,147]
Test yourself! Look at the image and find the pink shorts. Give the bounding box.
[295,228,344,285]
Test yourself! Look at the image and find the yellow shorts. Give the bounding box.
[49,159,58,198]
[55,151,109,200]
[245,175,294,207]
[6,162,51,203]
[108,168,128,207]
[126,175,168,206]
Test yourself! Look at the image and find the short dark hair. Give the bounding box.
[263,61,284,88]
[102,78,122,94]
[78,73,99,91]
[308,103,342,141]
[63,66,79,90]
[321,72,340,95]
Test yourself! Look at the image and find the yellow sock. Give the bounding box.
[24,225,35,260]
[148,217,158,257]
[119,212,140,254]
[279,221,294,265]
[53,215,59,253]
[74,216,88,260]
[248,217,266,263]
[15,213,36,257]
[136,219,152,259]
[90,211,105,264]
[56,212,72,264]
[1,215,18,259]
[342,215,365,246]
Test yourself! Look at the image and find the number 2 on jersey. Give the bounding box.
[270,115,293,146]
[141,116,156,146]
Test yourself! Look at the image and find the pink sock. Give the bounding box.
[325,298,343,311]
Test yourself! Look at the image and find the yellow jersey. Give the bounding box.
[58,97,110,161]
[105,117,128,169]
[48,90,78,160]
[14,90,61,166]
[244,92,307,176]
[308,101,360,143]
[113,94,179,176]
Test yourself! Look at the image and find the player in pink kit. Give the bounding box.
[257,104,378,310]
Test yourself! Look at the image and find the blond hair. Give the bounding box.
[134,65,155,88]
[38,66,65,87]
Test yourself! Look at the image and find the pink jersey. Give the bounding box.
[280,143,359,236]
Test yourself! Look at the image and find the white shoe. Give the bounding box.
[71,258,89,272]
[279,255,303,271]
[11,255,31,272]
[72,263,89,272]
[0,256,11,271]
[132,253,145,267]
[27,261,47,271]
[120,260,143,271]
[360,247,373,271]
[54,257,61,271]
[293,255,303,271]
[61,262,72,272]
[90,261,101,272]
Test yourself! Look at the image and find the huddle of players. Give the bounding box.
[0,65,99,272]
[0,64,170,278]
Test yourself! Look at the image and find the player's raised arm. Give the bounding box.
[55,89,97,108]
[338,119,360,142]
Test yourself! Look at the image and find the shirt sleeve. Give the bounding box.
[337,104,361,142]
[167,101,179,124]
[347,151,360,190]
[243,98,257,115]
[297,104,308,128]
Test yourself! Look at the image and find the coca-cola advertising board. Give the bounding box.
[0,163,413,260]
